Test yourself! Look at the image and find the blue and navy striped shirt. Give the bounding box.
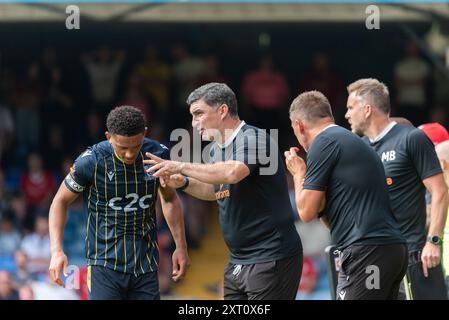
[64,138,169,275]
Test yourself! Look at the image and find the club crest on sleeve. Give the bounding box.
[81,150,92,158]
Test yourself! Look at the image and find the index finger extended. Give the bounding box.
[145,152,164,163]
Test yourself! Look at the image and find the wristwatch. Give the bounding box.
[178,176,190,191]
[427,235,442,245]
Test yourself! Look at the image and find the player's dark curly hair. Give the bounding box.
[106,105,146,136]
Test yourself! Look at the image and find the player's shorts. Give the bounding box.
[400,249,448,300]
[336,243,408,300]
[87,265,160,300]
[223,253,302,300]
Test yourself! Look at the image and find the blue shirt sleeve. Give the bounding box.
[64,149,95,193]
[159,143,170,161]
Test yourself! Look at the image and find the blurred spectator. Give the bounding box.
[0,214,21,256]
[0,168,13,214]
[81,111,105,148]
[295,219,331,257]
[0,103,15,163]
[180,193,211,249]
[12,62,43,151]
[418,122,449,228]
[394,41,431,125]
[196,54,227,86]
[20,152,56,219]
[0,271,19,300]
[133,46,171,116]
[82,46,125,113]
[147,122,168,146]
[11,250,35,289]
[43,125,66,173]
[158,230,174,295]
[78,266,88,300]
[0,66,16,104]
[18,284,34,300]
[39,47,61,92]
[419,122,449,146]
[297,257,318,294]
[10,193,28,233]
[20,216,51,275]
[429,107,449,129]
[42,67,74,136]
[296,255,331,300]
[300,52,346,124]
[155,198,175,295]
[241,54,289,130]
[57,156,73,184]
[434,141,449,297]
[30,271,79,300]
[432,66,449,108]
[172,45,206,108]
[294,219,332,300]
[121,74,151,122]
[390,117,414,126]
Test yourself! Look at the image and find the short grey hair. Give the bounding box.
[347,78,391,115]
[289,90,333,123]
[186,82,239,119]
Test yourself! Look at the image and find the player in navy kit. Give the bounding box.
[48,105,189,299]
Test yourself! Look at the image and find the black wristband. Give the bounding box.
[178,176,190,191]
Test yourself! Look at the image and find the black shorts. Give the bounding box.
[400,250,448,300]
[223,253,302,300]
[336,243,408,300]
[88,265,160,300]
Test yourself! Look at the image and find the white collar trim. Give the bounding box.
[370,121,397,143]
[217,121,245,149]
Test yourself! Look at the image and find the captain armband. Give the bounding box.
[64,173,85,193]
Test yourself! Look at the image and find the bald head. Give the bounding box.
[391,117,413,127]
[436,140,449,162]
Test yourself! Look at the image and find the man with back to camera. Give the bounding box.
[345,78,449,299]
[285,90,407,300]
[48,105,189,300]
[143,82,303,300]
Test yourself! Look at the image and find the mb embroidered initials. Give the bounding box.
[381,150,396,162]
